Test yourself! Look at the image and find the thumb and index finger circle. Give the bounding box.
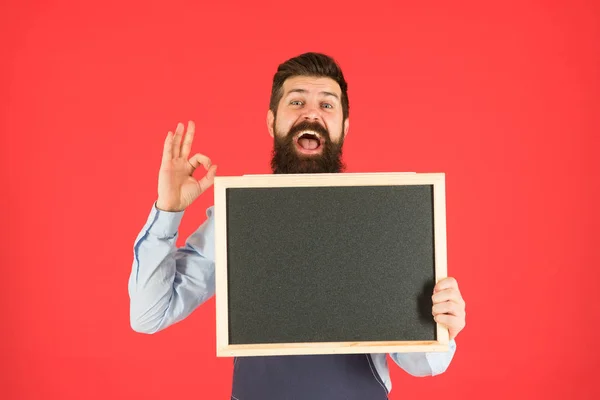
[188,153,212,172]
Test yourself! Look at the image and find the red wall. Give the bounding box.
[3,1,599,398]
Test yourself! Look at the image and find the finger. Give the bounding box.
[188,153,212,172]
[434,277,458,293]
[181,120,195,159]
[432,287,463,302]
[434,313,463,328]
[198,164,218,193]
[162,131,174,164]
[432,301,464,317]
[172,122,184,158]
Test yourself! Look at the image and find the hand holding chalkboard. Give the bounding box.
[156,120,218,212]
[432,277,466,340]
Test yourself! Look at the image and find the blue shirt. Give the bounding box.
[128,203,457,393]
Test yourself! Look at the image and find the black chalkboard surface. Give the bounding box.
[214,173,449,357]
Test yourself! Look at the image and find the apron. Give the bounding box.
[230,353,389,400]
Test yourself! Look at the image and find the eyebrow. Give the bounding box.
[285,88,340,101]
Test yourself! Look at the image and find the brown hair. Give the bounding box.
[269,52,349,121]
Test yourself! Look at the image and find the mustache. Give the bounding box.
[287,120,331,142]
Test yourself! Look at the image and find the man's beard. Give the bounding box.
[270,119,346,174]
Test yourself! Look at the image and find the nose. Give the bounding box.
[301,102,322,123]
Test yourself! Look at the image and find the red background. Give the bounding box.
[2,0,599,399]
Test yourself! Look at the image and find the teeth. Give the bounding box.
[297,130,321,139]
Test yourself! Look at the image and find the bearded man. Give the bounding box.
[128,52,466,400]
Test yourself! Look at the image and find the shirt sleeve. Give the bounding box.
[128,202,216,334]
[389,339,457,377]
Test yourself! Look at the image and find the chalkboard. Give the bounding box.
[214,172,449,357]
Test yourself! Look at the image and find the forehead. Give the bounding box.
[281,76,342,97]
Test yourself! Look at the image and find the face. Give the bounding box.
[267,76,349,174]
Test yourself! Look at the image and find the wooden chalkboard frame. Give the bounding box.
[214,172,449,357]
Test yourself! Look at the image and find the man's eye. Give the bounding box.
[290,100,303,106]
[322,103,333,109]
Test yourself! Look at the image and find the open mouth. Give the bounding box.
[294,131,324,155]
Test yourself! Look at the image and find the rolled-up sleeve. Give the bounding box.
[389,339,457,377]
[128,203,216,334]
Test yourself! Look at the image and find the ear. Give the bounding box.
[267,109,275,138]
[343,118,350,137]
